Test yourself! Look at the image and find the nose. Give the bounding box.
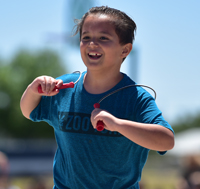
[88,38,98,48]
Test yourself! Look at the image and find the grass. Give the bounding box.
[140,168,179,189]
[9,175,54,189]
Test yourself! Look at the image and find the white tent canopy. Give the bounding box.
[168,128,200,157]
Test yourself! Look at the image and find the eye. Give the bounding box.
[100,36,109,40]
[82,36,90,40]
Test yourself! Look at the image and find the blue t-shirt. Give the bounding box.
[30,72,173,189]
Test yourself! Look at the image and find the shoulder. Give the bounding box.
[120,72,136,85]
[56,71,83,83]
[120,73,155,100]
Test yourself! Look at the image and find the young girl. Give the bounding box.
[20,6,174,189]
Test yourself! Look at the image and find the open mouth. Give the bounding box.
[88,52,102,59]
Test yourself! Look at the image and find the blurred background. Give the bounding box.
[0,0,200,188]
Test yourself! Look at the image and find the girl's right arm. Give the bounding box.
[20,76,63,119]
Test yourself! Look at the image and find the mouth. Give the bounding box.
[88,52,102,59]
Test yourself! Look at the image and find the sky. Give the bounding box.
[0,0,200,124]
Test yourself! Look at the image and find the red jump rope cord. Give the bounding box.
[37,72,156,133]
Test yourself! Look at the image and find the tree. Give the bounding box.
[172,112,200,133]
[0,49,67,138]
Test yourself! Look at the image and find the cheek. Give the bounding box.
[80,44,87,61]
[80,42,83,49]
[107,47,122,57]
[80,41,87,50]
[80,43,85,54]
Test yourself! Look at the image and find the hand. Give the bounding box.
[91,108,119,131]
[29,76,63,96]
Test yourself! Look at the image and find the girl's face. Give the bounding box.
[80,14,128,73]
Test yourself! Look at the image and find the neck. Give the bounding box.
[84,70,123,94]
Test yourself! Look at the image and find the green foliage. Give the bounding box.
[172,111,200,133]
[0,49,67,138]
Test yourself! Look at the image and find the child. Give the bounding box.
[20,6,174,189]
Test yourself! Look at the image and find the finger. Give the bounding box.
[44,77,51,94]
[49,79,57,93]
[90,110,96,128]
[90,116,96,129]
[91,109,102,128]
[46,89,60,96]
[40,77,47,93]
[56,79,63,88]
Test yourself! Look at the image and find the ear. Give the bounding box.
[121,43,132,59]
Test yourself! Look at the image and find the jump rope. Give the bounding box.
[38,71,157,132]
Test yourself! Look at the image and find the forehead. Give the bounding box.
[82,14,116,34]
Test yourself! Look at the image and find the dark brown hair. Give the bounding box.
[73,6,137,45]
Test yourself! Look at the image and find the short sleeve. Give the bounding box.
[30,95,58,128]
[134,89,174,155]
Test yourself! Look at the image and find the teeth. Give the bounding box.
[89,53,96,56]
[89,52,101,56]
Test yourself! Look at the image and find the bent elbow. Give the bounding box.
[164,132,175,151]
[20,101,31,120]
[158,130,175,151]
[168,136,175,150]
